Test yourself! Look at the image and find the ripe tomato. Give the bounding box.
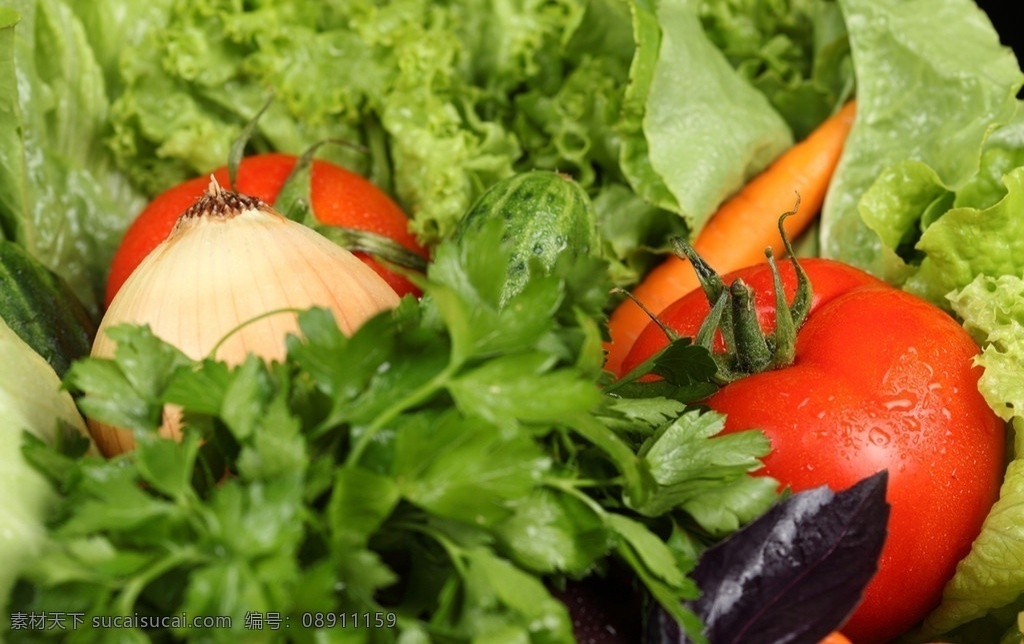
[105,153,428,308]
[621,258,1006,643]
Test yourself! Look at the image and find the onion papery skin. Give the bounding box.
[89,189,401,456]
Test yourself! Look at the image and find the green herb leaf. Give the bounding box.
[393,412,549,526]
[448,352,602,430]
[633,410,778,534]
[495,488,610,575]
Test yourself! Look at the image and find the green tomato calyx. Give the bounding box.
[675,207,812,384]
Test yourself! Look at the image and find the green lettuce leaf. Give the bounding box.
[618,0,854,242]
[819,0,1023,284]
[953,275,1024,425]
[0,317,93,624]
[0,1,145,312]
[105,0,372,196]
[854,111,1024,308]
[64,0,173,97]
[904,167,1024,306]
[621,0,794,234]
[698,0,853,140]
[97,0,629,248]
[954,107,1024,211]
[914,275,1024,638]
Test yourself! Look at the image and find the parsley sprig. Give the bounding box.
[12,219,777,643]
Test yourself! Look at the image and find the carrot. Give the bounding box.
[818,633,853,644]
[603,100,857,375]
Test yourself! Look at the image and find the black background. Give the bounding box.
[975,1,1023,62]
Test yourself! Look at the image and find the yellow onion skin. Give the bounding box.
[90,186,401,456]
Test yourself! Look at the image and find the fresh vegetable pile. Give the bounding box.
[4,0,1024,643]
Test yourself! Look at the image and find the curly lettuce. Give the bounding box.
[96,0,604,245]
[911,275,1024,640]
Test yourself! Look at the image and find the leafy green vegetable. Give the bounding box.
[910,275,1024,639]
[953,275,1024,424]
[699,0,853,140]
[0,1,145,313]
[855,111,1024,309]
[621,0,794,233]
[819,0,1023,286]
[634,410,777,534]
[0,317,93,628]
[72,0,616,243]
[905,167,1024,305]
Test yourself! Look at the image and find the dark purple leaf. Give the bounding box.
[649,470,890,644]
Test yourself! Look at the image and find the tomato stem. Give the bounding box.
[271,142,427,272]
[778,203,812,324]
[614,288,681,345]
[766,252,797,368]
[731,279,773,373]
[227,92,275,192]
[671,209,812,383]
[694,290,729,351]
[315,223,428,271]
[672,237,735,352]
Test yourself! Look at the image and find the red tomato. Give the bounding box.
[621,258,1006,643]
[105,153,428,308]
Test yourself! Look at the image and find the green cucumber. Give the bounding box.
[0,241,97,377]
[456,171,599,302]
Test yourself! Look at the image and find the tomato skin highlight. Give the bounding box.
[622,259,1006,643]
[105,153,428,308]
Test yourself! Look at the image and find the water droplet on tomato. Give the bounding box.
[884,397,915,412]
[869,427,891,446]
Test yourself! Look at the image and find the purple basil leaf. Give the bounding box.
[649,470,890,644]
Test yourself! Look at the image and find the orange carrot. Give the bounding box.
[818,632,853,644]
[604,100,857,375]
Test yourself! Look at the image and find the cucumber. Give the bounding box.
[456,171,599,302]
[0,241,97,377]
